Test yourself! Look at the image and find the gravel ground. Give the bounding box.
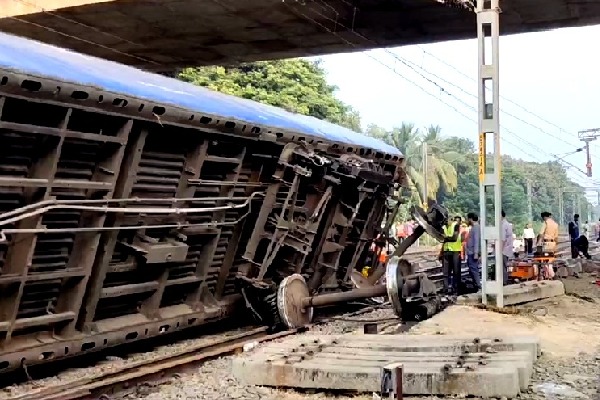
[125,352,600,400]
[122,275,600,400]
[1,266,598,400]
[0,327,263,399]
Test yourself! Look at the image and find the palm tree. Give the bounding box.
[366,123,459,206]
[421,125,458,202]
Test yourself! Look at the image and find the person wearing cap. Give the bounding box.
[537,211,559,254]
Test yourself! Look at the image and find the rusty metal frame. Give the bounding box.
[0,70,403,373]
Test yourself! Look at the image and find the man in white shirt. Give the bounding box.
[523,223,535,255]
[501,210,513,285]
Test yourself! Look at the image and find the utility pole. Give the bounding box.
[477,0,503,308]
[597,191,600,222]
[422,142,428,208]
[578,128,600,177]
[526,180,533,222]
[558,189,563,226]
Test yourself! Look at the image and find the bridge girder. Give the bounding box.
[0,0,598,70]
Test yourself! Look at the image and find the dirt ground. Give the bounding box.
[412,281,600,358]
[127,274,600,400]
[4,273,599,400]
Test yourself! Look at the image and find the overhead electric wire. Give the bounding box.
[3,16,161,67]
[301,1,584,157]
[3,0,594,187]
[9,0,149,49]
[310,1,579,150]
[284,1,591,177]
[3,0,193,68]
[391,54,582,149]
[416,45,576,135]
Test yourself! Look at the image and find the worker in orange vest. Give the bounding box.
[364,234,390,278]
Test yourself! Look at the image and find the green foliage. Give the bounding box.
[366,123,458,207]
[177,59,591,234]
[178,59,361,132]
[367,123,592,234]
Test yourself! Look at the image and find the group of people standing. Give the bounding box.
[439,210,561,295]
[370,208,596,296]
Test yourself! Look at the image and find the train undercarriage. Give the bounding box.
[0,67,424,373]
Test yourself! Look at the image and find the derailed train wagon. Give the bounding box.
[0,32,404,372]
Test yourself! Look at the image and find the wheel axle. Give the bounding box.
[274,204,450,329]
[276,257,442,328]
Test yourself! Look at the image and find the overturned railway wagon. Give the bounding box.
[0,32,404,372]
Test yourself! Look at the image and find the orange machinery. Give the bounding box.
[508,250,556,282]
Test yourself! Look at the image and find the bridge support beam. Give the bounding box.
[477,0,504,308]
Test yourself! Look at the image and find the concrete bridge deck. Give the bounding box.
[0,0,599,70]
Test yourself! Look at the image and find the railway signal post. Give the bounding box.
[477,0,504,308]
[578,128,600,177]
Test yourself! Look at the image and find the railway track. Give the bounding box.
[0,249,441,399]
[2,235,584,400]
[11,327,301,400]
[10,307,395,400]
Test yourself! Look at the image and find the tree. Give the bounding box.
[365,123,458,206]
[178,59,362,132]
[439,142,590,233]
[177,59,592,229]
[422,126,458,202]
[375,128,591,232]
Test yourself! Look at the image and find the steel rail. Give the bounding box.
[15,326,302,400]
[3,234,578,400]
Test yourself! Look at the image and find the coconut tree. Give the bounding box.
[366,122,423,206]
[421,125,459,202]
[366,123,459,207]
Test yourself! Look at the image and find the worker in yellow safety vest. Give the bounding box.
[442,216,462,295]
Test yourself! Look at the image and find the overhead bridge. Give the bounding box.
[0,0,599,70]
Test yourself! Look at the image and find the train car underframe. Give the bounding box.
[0,72,415,373]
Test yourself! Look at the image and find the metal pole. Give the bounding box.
[583,140,592,177]
[302,285,386,308]
[370,225,425,284]
[477,0,503,308]
[422,142,428,208]
[578,129,600,178]
[559,190,564,226]
[527,180,533,223]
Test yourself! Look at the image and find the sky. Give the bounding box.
[315,24,600,203]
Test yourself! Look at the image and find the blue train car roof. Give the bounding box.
[0,32,402,157]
